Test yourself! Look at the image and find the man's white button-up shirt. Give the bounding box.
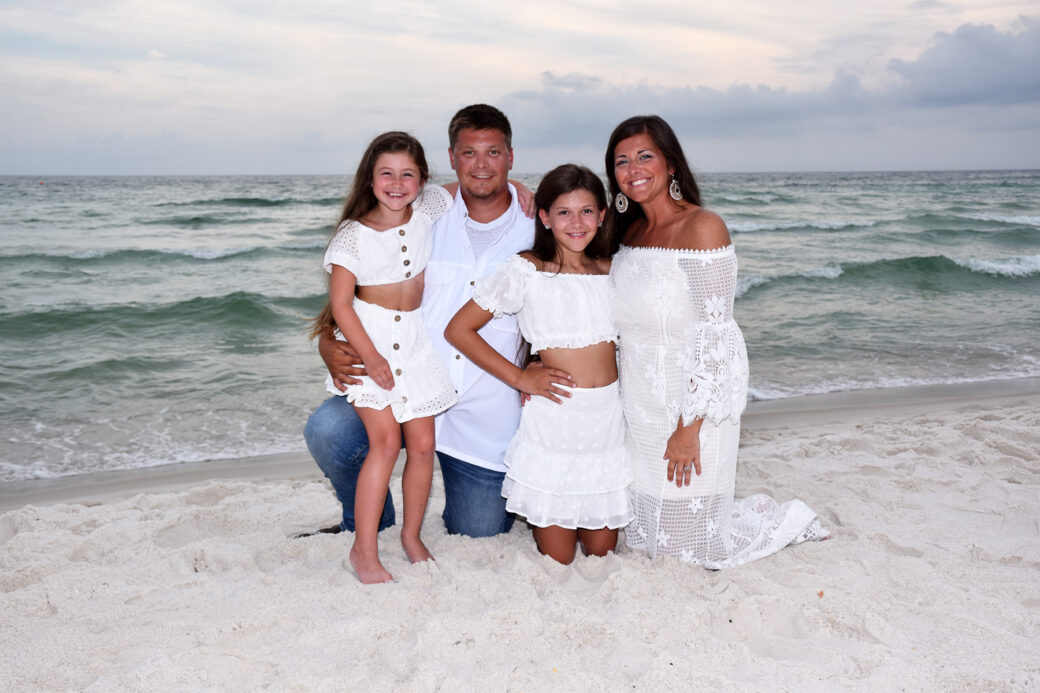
[422,184,535,472]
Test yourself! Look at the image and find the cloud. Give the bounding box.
[540,71,603,92]
[889,19,1040,106]
[500,20,1040,148]
[1,3,1037,174]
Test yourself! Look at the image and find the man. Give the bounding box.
[303,104,538,537]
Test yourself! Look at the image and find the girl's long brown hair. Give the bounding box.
[309,132,429,340]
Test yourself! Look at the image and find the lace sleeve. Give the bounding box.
[414,185,453,223]
[676,249,749,425]
[322,221,362,276]
[471,255,535,317]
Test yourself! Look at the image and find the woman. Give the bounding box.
[606,115,826,568]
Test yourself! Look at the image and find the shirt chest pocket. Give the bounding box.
[423,261,460,305]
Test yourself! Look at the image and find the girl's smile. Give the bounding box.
[538,189,606,259]
[371,151,422,214]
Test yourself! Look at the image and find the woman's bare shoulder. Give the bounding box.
[676,207,731,250]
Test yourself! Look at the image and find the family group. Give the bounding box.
[302,104,826,584]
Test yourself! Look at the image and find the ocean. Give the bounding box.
[1,170,1038,483]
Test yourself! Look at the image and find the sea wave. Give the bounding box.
[729,219,879,233]
[154,195,342,209]
[737,253,1038,297]
[737,265,843,297]
[139,214,274,228]
[0,245,317,265]
[730,211,1040,236]
[954,213,1040,227]
[0,291,323,339]
[714,192,799,206]
[951,254,1040,277]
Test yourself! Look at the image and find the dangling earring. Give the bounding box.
[669,177,682,201]
[614,192,629,213]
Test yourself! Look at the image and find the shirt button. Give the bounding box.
[455,354,460,360]
[403,259,411,266]
[398,229,405,236]
[402,396,408,403]
[395,368,402,376]
[401,245,407,252]
[469,280,474,286]
[393,343,400,350]
[394,315,401,322]
[405,271,412,278]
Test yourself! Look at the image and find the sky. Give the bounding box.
[1,1,1038,175]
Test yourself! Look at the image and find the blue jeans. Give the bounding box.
[303,396,394,532]
[303,396,514,537]
[438,451,514,537]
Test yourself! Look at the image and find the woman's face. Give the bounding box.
[612,132,673,204]
[538,189,605,256]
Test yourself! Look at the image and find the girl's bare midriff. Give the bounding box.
[356,273,425,312]
[539,340,618,389]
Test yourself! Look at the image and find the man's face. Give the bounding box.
[448,128,513,201]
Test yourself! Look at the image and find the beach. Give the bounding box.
[3,382,1038,692]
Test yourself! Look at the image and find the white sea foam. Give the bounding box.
[953,254,1040,277]
[736,265,843,297]
[736,275,770,297]
[729,219,877,233]
[799,264,844,279]
[956,213,1040,227]
[177,246,260,260]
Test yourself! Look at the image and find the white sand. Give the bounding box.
[2,385,1038,691]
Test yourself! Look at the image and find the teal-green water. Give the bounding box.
[1,171,1037,481]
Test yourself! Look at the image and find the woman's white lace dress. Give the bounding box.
[609,244,826,568]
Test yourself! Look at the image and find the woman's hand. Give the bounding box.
[664,417,702,486]
[363,353,395,391]
[318,330,366,390]
[515,362,573,404]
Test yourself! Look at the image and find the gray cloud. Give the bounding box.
[889,19,1040,106]
[501,20,1040,151]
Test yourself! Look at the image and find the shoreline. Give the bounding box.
[3,376,1038,512]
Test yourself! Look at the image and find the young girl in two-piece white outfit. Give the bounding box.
[321,131,457,583]
[445,164,632,564]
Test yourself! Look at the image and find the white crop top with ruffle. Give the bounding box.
[471,255,618,353]
[323,185,453,286]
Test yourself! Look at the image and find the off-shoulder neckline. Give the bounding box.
[619,243,734,254]
[513,254,610,277]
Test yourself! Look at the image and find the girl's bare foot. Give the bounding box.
[401,534,434,564]
[349,544,393,584]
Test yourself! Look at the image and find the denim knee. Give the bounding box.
[304,396,395,532]
[438,452,514,538]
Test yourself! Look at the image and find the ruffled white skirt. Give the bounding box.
[502,382,633,530]
[325,298,457,423]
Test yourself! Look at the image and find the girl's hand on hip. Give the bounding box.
[516,363,573,404]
